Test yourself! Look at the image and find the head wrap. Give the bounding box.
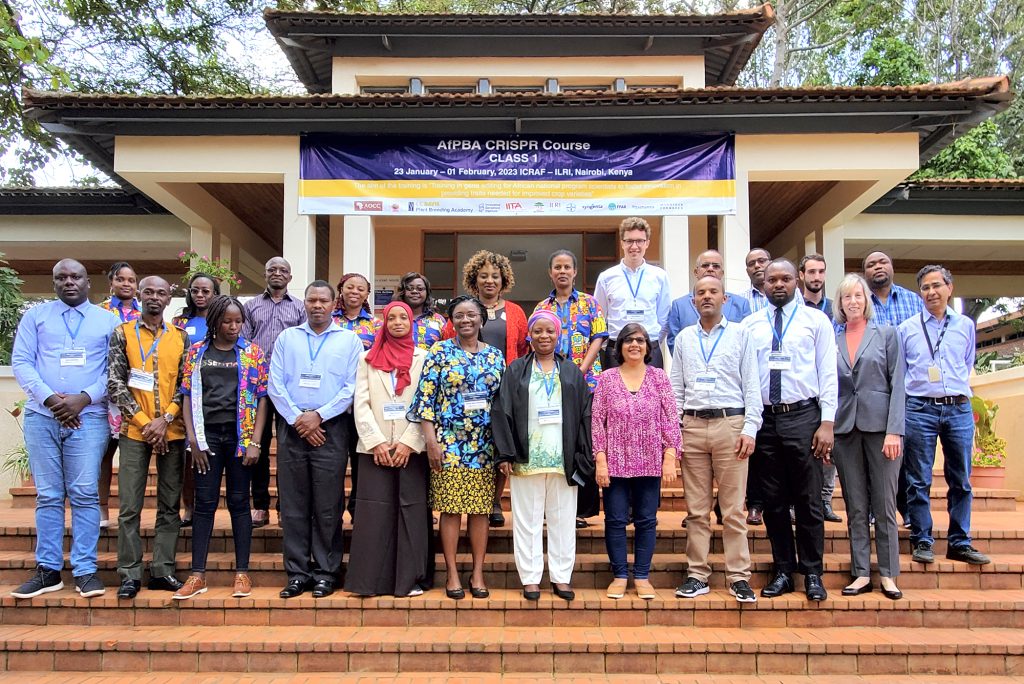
[365,301,415,396]
[527,309,562,340]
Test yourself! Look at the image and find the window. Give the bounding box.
[360,86,407,95]
[423,85,476,95]
[493,85,545,94]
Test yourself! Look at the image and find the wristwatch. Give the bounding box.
[250,441,262,450]
[162,412,174,423]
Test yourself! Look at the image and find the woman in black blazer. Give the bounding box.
[833,273,906,600]
[491,310,593,602]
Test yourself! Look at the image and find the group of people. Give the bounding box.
[9,215,988,607]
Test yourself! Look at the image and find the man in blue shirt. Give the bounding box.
[10,259,118,599]
[269,280,363,599]
[898,265,989,566]
[666,249,751,355]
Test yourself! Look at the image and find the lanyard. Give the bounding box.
[306,331,330,365]
[698,325,725,368]
[554,296,575,356]
[766,306,797,349]
[622,266,644,301]
[135,321,165,367]
[389,370,399,397]
[534,359,557,401]
[920,313,951,360]
[63,309,85,342]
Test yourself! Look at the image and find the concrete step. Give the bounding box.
[4,676,1024,684]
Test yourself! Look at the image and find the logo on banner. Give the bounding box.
[354,201,383,211]
[478,203,502,213]
[505,202,523,210]
[391,203,401,212]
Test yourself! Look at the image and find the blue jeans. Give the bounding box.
[23,410,109,576]
[903,397,974,548]
[603,476,661,579]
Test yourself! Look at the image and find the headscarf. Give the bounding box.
[527,309,562,341]
[365,301,415,396]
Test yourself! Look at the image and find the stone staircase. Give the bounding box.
[1,461,1022,680]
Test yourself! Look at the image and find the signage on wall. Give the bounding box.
[299,134,735,217]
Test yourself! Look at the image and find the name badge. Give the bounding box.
[767,352,792,371]
[537,406,562,425]
[382,402,407,421]
[927,365,942,383]
[299,372,322,389]
[185,326,197,337]
[463,390,488,412]
[128,368,155,392]
[693,374,717,391]
[60,349,86,367]
[625,309,644,322]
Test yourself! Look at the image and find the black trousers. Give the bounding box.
[342,412,359,518]
[754,403,825,576]
[251,401,279,512]
[277,414,348,583]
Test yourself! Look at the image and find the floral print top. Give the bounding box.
[409,338,505,470]
[180,337,269,459]
[592,366,681,478]
[333,310,382,350]
[534,289,608,392]
[413,311,447,350]
[513,363,564,477]
[101,296,141,323]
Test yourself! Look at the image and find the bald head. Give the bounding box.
[693,275,726,322]
[52,259,90,306]
[264,256,293,293]
[863,251,894,292]
[138,276,172,318]
[693,250,724,280]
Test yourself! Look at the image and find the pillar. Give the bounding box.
[190,225,213,262]
[219,233,233,294]
[660,215,691,299]
[343,215,376,290]
[328,215,345,286]
[282,168,316,296]
[719,214,750,296]
[821,223,845,297]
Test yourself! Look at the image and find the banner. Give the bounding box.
[299,134,735,217]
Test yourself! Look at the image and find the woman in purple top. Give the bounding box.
[592,322,680,600]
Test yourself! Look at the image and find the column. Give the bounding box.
[719,214,750,296]
[660,215,691,299]
[282,169,316,296]
[219,233,233,294]
[328,215,345,286]
[343,215,376,289]
[190,225,213,262]
[821,223,845,297]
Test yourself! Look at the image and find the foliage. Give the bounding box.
[0,399,30,482]
[971,395,1007,467]
[0,252,25,365]
[853,34,929,86]
[915,121,1018,180]
[179,250,242,290]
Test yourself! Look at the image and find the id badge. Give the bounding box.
[60,349,86,367]
[128,368,155,392]
[185,326,197,337]
[463,390,488,412]
[382,402,407,421]
[693,373,717,391]
[537,406,562,425]
[625,309,644,322]
[299,372,322,389]
[487,309,496,321]
[767,352,792,371]
[927,365,942,383]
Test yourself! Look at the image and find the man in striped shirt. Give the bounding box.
[242,257,306,528]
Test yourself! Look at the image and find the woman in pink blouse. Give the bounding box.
[592,322,680,600]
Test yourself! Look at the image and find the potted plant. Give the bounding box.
[971,395,1007,489]
[178,250,242,291]
[1,400,31,486]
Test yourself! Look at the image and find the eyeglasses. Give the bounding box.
[404,285,427,292]
[622,239,648,246]
[452,312,480,321]
[622,336,647,345]
[697,262,723,270]
[746,257,770,267]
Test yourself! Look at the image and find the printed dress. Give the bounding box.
[412,311,447,350]
[333,311,383,350]
[534,289,608,391]
[409,338,505,514]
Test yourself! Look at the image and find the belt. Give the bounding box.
[918,395,969,405]
[764,397,818,414]
[683,408,745,419]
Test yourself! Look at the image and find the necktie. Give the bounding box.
[769,307,783,404]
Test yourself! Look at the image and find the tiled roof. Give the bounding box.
[0,186,165,214]
[907,178,1024,189]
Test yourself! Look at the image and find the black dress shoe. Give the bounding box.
[523,588,541,601]
[552,584,575,601]
[279,578,311,599]
[445,586,465,600]
[881,586,903,600]
[746,506,763,526]
[841,581,873,596]
[805,574,828,602]
[147,575,184,592]
[488,511,505,527]
[822,501,843,523]
[575,518,589,529]
[760,573,793,598]
[311,579,335,598]
[468,582,489,599]
[117,578,141,599]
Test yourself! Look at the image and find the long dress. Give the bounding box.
[409,338,505,514]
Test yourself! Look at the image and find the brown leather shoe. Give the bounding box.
[634,578,656,600]
[232,573,252,598]
[746,506,763,526]
[172,575,207,601]
[606,578,628,599]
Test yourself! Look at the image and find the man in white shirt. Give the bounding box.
[744,248,771,314]
[745,259,838,602]
[670,276,762,604]
[594,217,671,368]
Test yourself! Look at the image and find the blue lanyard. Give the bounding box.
[63,309,85,342]
[698,325,725,368]
[306,331,330,365]
[534,359,558,401]
[766,306,797,349]
[135,321,165,367]
[622,266,644,301]
[555,299,572,355]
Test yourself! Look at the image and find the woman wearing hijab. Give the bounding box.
[492,310,592,601]
[345,302,433,597]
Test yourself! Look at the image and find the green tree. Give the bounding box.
[853,33,929,86]
[915,120,1017,179]
[0,253,24,365]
